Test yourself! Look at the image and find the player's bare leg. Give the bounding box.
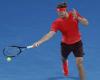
[76,57,85,80]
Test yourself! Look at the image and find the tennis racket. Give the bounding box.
[3,45,33,58]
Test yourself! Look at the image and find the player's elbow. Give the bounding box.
[46,31,56,40]
[49,31,56,37]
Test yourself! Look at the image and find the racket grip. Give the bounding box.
[27,45,33,49]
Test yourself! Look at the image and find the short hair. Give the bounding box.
[57,2,67,8]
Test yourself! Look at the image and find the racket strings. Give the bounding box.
[3,47,21,56]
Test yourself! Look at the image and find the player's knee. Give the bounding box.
[61,56,67,63]
[76,57,83,66]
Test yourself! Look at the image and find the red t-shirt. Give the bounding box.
[51,11,83,44]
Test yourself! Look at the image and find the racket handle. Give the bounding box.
[27,45,33,49]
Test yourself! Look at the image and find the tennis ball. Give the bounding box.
[6,57,12,62]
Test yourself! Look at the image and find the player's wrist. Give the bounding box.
[33,41,41,47]
[38,41,42,45]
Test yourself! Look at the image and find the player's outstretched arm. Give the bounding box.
[32,31,56,48]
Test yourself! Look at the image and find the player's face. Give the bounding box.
[57,11,67,18]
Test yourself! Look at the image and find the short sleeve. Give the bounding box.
[50,21,59,32]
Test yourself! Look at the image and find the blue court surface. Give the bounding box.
[0,0,100,80]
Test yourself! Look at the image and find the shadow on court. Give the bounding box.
[48,75,79,80]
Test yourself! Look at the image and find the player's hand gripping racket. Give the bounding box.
[3,45,33,61]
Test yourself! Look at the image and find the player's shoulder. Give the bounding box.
[54,18,63,23]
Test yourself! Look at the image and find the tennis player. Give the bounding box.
[31,2,88,80]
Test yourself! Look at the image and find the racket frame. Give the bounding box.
[3,46,26,58]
